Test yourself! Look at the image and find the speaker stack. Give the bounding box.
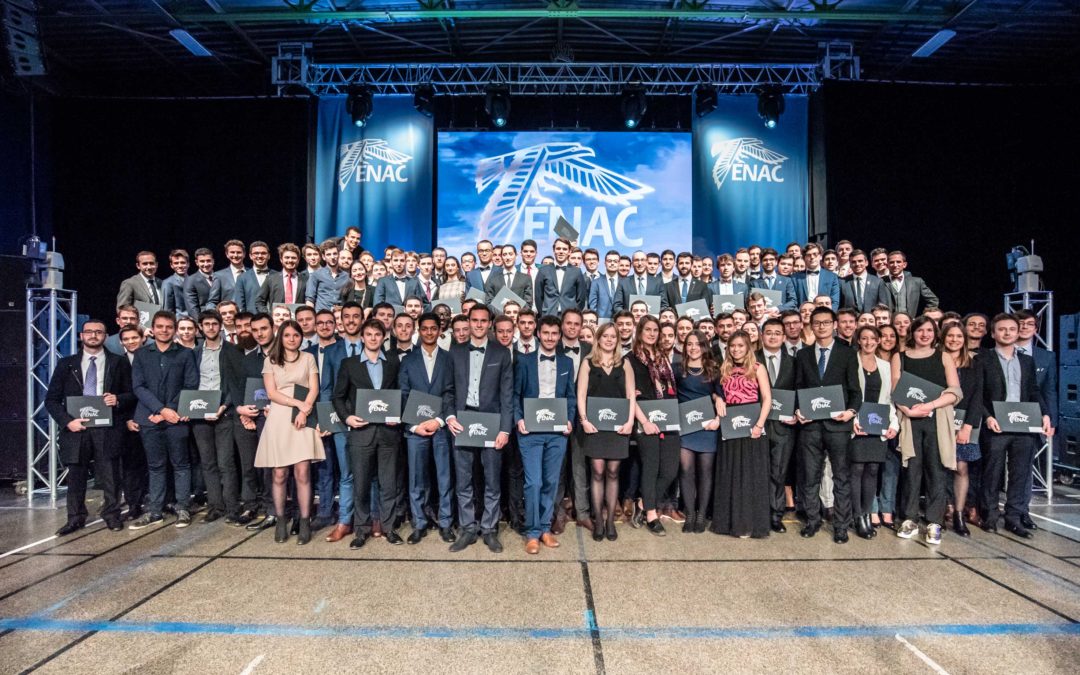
[2,0,46,77]
[0,255,33,480]
[1057,313,1080,481]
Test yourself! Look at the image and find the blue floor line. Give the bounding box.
[0,617,1078,641]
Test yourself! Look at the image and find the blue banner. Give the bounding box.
[692,95,808,256]
[437,131,692,258]
[314,95,434,253]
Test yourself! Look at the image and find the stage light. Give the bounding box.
[413,84,435,117]
[484,86,511,128]
[913,29,956,58]
[620,86,647,129]
[347,85,373,128]
[694,84,718,118]
[757,90,784,129]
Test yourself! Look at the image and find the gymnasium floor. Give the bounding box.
[0,486,1078,674]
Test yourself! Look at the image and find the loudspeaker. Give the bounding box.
[1060,313,1080,367]
[1057,416,1080,470]
[2,0,46,77]
[0,308,26,479]
[1060,364,1080,420]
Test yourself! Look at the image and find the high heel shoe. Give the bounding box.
[682,511,696,534]
[592,520,605,542]
[694,512,708,533]
[274,515,289,543]
[855,514,873,540]
[606,521,618,541]
[297,517,311,545]
[953,512,970,537]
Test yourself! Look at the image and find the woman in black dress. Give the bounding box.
[628,316,681,537]
[850,326,899,539]
[339,261,374,308]
[942,323,983,536]
[577,322,636,542]
[674,331,723,533]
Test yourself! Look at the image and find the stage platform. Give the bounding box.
[1,487,1078,674]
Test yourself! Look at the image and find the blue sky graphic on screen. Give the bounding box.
[437,132,692,258]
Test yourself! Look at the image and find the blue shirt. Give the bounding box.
[362,351,386,389]
[305,267,350,311]
[995,347,1022,402]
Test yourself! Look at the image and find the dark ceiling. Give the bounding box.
[4,0,1080,97]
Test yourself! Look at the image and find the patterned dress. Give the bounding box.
[711,366,770,537]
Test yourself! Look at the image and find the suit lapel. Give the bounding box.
[70,355,84,388]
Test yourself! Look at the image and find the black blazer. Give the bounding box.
[793,340,862,432]
[255,271,308,314]
[758,348,797,438]
[977,349,1047,428]
[663,277,713,311]
[194,341,246,410]
[44,350,135,464]
[839,274,890,313]
[332,350,402,446]
[484,268,534,311]
[446,340,515,434]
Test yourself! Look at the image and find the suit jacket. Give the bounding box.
[614,275,668,313]
[534,264,589,317]
[749,274,797,312]
[304,339,344,401]
[162,274,189,316]
[977,349,1048,428]
[588,275,622,318]
[233,268,271,314]
[398,346,455,434]
[214,266,247,304]
[885,274,939,316]
[332,350,402,445]
[256,270,307,314]
[1029,346,1058,426]
[663,277,713,312]
[44,350,135,463]
[792,268,841,308]
[512,351,578,428]
[192,341,245,409]
[840,274,890,313]
[465,266,497,293]
[131,341,200,426]
[758,348,797,438]
[706,279,750,303]
[183,273,223,317]
[373,275,429,310]
[116,273,163,310]
[447,340,515,433]
[484,268,534,311]
[793,340,862,432]
[857,356,900,437]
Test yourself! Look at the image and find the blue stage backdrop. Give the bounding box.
[314,95,434,252]
[437,131,692,258]
[692,95,808,257]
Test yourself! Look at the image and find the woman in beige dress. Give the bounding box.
[255,319,324,544]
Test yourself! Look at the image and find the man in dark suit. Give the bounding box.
[129,310,200,529]
[513,316,577,554]
[256,243,306,314]
[303,308,342,532]
[484,243,534,312]
[374,249,427,310]
[588,250,622,319]
[116,250,163,310]
[446,305,514,553]
[214,239,249,305]
[749,247,797,312]
[707,253,750,300]
[183,248,223,317]
[465,239,498,292]
[791,243,841,309]
[663,251,713,310]
[235,313,275,530]
[333,317,403,549]
[161,249,191,317]
[232,241,272,313]
[793,307,861,543]
[552,309,593,532]
[117,324,149,520]
[399,312,457,544]
[44,319,135,534]
[885,250,938,316]
[534,238,589,317]
[978,313,1053,538]
[1014,309,1058,531]
[614,250,667,313]
[758,318,799,533]
[840,249,890,313]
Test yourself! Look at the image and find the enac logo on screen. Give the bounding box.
[710,138,788,190]
[474,142,653,247]
[337,139,413,192]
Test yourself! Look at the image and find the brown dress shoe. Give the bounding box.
[540,532,560,548]
[525,539,540,554]
[965,506,982,527]
[576,517,594,533]
[325,523,353,542]
[944,503,955,523]
[552,508,569,535]
[619,498,633,523]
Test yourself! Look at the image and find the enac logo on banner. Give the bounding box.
[710,137,787,190]
[474,142,653,247]
[337,139,413,192]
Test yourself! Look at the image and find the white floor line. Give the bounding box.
[239,654,265,675]
[1027,512,1080,533]
[0,518,104,559]
[895,634,950,675]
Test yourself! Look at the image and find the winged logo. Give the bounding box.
[685,410,704,424]
[475,142,654,241]
[468,423,489,437]
[1007,411,1029,424]
[647,410,668,423]
[732,415,752,429]
[710,137,787,190]
[329,411,342,425]
[597,408,617,421]
[810,397,830,411]
[189,399,208,410]
[416,404,436,418]
[79,406,100,418]
[867,412,883,427]
[906,387,927,403]
[535,409,556,423]
[771,399,783,411]
[368,400,389,414]
[338,139,413,192]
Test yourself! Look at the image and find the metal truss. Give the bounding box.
[1005,289,1054,502]
[273,43,822,96]
[26,288,78,507]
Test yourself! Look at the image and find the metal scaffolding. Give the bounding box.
[26,287,78,508]
[1005,289,1054,502]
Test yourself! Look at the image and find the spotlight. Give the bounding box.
[346,85,373,128]
[620,86,647,129]
[484,86,511,128]
[757,90,784,129]
[413,83,435,117]
[694,84,718,118]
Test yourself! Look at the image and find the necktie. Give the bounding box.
[767,276,775,290]
[540,354,555,361]
[526,266,532,278]
[285,274,294,304]
[768,355,778,385]
[609,277,616,298]
[469,344,486,353]
[424,280,432,300]
[681,279,688,303]
[84,355,97,396]
[349,343,357,357]
[637,278,644,296]
[854,276,863,308]
[818,347,829,379]
[148,279,159,304]
[505,272,512,288]
[522,343,531,354]
[1018,347,1028,355]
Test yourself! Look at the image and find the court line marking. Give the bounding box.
[239,653,265,675]
[0,519,104,560]
[895,634,951,675]
[1028,512,1080,533]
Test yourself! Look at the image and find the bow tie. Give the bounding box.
[469,344,485,353]
[540,354,556,362]
[398,349,410,356]
[479,266,490,272]
[556,265,567,270]
[563,345,579,354]
[806,271,819,276]
[622,342,632,349]
[395,277,407,282]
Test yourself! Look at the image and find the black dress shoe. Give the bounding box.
[125,506,143,522]
[953,513,970,537]
[407,529,427,545]
[646,519,666,536]
[823,507,834,522]
[855,515,872,540]
[1020,515,1038,530]
[1005,523,1034,539]
[245,514,269,531]
[981,521,998,533]
[799,523,819,538]
[771,518,787,534]
[349,534,369,550]
[291,518,301,535]
[309,515,333,531]
[202,509,223,524]
[483,531,503,553]
[384,530,404,545]
[449,529,477,552]
[106,519,124,532]
[439,527,456,543]
[56,520,85,536]
[235,510,255,525]
[833,529,849,544]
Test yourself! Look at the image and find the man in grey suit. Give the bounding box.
[484,243,533,311]
[840,249,891,313]
[116,250,163,310]
[183,248,223,317]
[614,250,667,313]
[374,249,427,310]
[885,250,938,316]
[663,252,713,310]
[256,243,306,314]
[232,241,272,313]
[214,239,248,304]
[161,249,190,317]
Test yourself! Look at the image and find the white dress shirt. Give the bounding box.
[538,350,557,399]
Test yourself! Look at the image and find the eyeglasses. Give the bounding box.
[81,330,106,336]
[811,320,834,328]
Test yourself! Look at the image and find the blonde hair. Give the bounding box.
[719,330,759,383]
[588,323,624,369]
